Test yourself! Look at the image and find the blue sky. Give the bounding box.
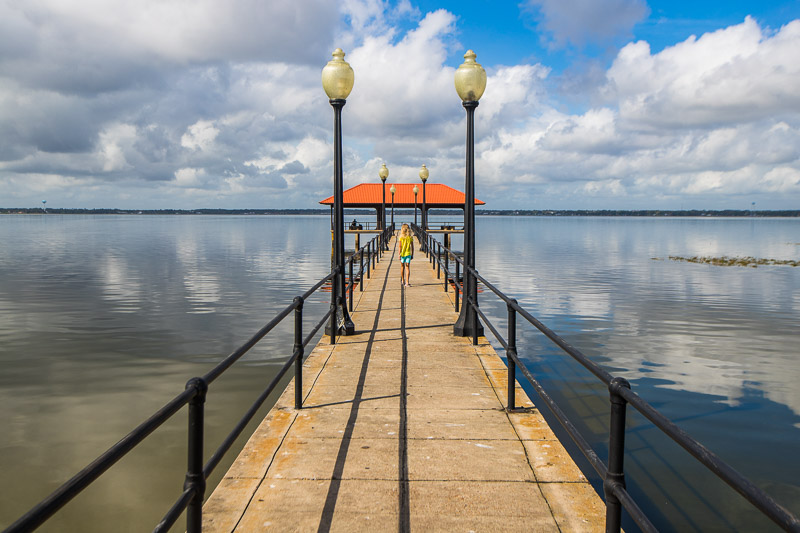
[1,0,798,210]
[414,0,800,67]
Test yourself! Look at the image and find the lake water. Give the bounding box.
[0,214,798,532]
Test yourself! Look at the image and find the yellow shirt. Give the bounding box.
[399,236,413,257]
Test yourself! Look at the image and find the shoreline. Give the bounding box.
[2,208,798,217]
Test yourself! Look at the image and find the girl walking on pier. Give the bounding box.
[399,223,414,287]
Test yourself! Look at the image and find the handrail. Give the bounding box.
[3,230,390,533]
[411,224,800,533]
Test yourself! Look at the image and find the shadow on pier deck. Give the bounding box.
[203,235,604,532]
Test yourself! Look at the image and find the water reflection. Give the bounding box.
[99,255,142,313]
[2,215,798,532]
[475,216,800,530]
[0,215,332,531]
[176,238,222,314]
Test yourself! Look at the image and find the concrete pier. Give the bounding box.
[203,235,605,531]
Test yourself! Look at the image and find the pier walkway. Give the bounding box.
[202,235,605,532]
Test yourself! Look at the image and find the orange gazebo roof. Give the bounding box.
[319,183,484,208]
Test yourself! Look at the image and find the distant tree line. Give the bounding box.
[1,207,797,217]
[475,209,799,217]
[0,208,332,215]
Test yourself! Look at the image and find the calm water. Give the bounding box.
[0,215,333,532]
[473,216,800,532]
[1,214,798,531]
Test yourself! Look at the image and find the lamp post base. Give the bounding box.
[453,307,484,338]
[325,302,356,336]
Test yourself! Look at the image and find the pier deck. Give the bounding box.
[203,235,605,532]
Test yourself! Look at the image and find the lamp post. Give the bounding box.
[390,184,396,230]
[379,163,389,250]
[419,164,428,230]
[413,185,419,226]
[322,48,355,336]
[453,50,486,338]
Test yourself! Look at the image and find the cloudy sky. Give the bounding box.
[1,0,799,210]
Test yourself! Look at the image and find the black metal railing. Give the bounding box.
[342,221,462,232]
[344,220,380,231]
[3,230,392,533]
[422,221,464,231]
[411,223,800,533]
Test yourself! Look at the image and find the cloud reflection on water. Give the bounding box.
[475,216,800,528]
[99,255,143,313]
[0,214,336,531]
[477,216,800,418]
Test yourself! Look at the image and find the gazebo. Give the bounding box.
[319,183,485,232]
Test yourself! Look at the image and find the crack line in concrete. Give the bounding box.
[231,410,300,532]
[477,347,564,532]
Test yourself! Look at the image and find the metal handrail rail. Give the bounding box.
[411,224,800,533]
[3,230,390,533]
[343,221,380,231]
[422,221,464,229]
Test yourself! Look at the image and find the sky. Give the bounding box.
[1,0,799,210]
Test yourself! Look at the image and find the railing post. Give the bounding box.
[294,297,304,410]
[372,240,376,270]
[605,377,631,533]
[375,237,379,263]
[507,299,517,411]
[329,278,337,345]
[455,261,460,312]
[348,259,354,312]
[436,244,441,279]
[184,377,208,533]
[444,246,449,292]
[472,295,479,346]
[360,249,364,291]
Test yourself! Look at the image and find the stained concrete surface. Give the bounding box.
[203,235,605,532]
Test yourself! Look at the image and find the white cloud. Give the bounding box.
[607,17,800,128]
[2,0,337,69]
[522,0,649,48]
[181,121,220,152]
[469,16,800,208]
[347,9,458,136]
[763,167,800,192]
[480,64,550,123]
[99,124,137,172]
[0,3,798,210]
[174,167,206,188]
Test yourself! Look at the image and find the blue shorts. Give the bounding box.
[400,255,412,264]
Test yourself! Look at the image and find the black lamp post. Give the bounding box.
[453,50,486,338]
[413,185,419,226]
[419,164,428,230]
[390,184,396,230]
[379,163,389,250]
[322,48,355,336]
